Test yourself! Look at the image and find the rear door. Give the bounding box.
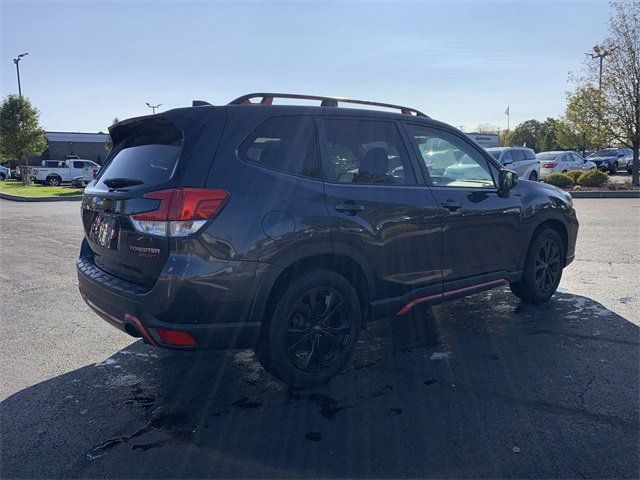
[318,117,442,301]
[404,123,523,285]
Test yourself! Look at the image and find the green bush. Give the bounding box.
[544,173,574,188]
[577,169,609,187]
[565,170,586,183]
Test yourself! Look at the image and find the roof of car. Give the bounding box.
[486,146,530,151]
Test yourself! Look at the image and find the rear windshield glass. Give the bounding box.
[96,121,182,189]
[536,153,559,160]
[487,150,502,160]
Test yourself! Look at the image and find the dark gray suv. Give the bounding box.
[78,93,579,387]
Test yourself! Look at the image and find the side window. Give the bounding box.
[572,153,582,163]
[405,124,495,188]
[512,150,525,162]
[239,116,320,179]
[501,150,514,165]
[320,119,416,185]
[524,149,537,160]
[73,161,84,169]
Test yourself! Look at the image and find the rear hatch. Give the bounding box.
[81,108,225,287]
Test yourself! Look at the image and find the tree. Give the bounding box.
[104,116,120,153]
[507,119,543,149]
[0,95,47,185]
[564,85,609,151]
[554,118,584,152]
[602,0,640,185]
[571,1,640,185]
[540,130,555,152]
[536,118,559,152]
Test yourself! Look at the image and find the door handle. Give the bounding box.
[441,200,462,211]
[335,204,365,215]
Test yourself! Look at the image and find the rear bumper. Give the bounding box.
[77,254,262,350]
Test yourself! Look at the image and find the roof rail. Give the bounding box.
[228,93,428,117]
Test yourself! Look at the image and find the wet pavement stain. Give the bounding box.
[289,392,353,420]
[305,432,322,441]
[86,412,191,460]
[482,354,500,360]
[232,397,263,410]
[388,407,403,416]
[124,386,156,410]
[371,385,393,397]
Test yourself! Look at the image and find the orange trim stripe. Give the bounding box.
[396,279,508,316]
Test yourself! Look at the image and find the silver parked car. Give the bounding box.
[486,147,541,181]
[0,165,10,181]
[537,151,597,178]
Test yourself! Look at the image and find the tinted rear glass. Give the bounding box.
[239,116,320,179]
[96,122,182,189]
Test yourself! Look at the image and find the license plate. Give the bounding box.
[90,214,120,250]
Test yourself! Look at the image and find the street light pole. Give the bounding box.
[12,52,29,97]
[586,45,617,150]
[146,102,162,114]
[589,45,617,91]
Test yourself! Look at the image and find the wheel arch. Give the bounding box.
[520,217,569,270]
[250,249,373,328]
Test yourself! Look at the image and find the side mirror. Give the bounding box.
[499,169,518,191]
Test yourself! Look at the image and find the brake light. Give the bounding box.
[156,327,197,347]
[130,188,229,237]
[542,162,557,168]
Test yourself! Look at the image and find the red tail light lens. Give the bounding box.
[156,327,197,347]
[130,188,230,237]
[542,162,557,168]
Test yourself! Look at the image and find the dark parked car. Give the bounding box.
[78,93,579,387]
[588,148,633,174]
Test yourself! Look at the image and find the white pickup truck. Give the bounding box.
[30,158,100,186]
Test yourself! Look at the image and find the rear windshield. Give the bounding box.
[96,121,183,190]
[487,150,502,160]
[536,153,559,161]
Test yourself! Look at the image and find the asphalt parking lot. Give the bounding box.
[0,198,638,479]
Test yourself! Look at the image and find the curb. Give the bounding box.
[568,190,640,199]
[0,192,83,202]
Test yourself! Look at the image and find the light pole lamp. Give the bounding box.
[146,102,162,114]
[13,52,29,97]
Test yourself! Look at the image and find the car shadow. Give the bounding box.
[1,289,638,479]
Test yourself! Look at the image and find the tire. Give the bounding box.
[561,170,568,174]
[610,163,617,174]
[46,176,61,186]
[528,171,538,181]
[0,173,5,181]
[255,270,361,388]
[510,228,565,303]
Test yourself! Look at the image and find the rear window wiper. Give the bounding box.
[103,178,144,189]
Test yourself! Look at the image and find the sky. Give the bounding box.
[0,0,612,133]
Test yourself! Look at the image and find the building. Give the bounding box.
[464,132,499,148]
[43,131,109,164]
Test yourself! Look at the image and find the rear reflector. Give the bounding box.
[156,327,197,347]
[130,188,229,237]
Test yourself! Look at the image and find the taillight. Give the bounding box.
[130,188,230,238]
[542,162,557,168]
